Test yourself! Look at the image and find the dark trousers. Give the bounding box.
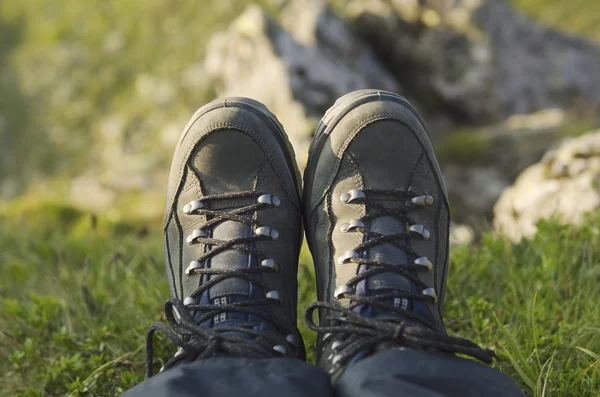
[123,348,524,397]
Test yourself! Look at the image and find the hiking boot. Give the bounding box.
[302,90,493,378]
[147,97,305,376]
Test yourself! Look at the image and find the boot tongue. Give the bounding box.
[209,220,251,298]
[355,208,433,325]
[196,212,273,332]
[365,216,411,293]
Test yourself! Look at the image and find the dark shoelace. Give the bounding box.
[305,302,496,368]
[146,191,289,377]
[305,188,496,370]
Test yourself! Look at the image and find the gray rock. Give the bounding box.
[204,1,397,166]
[444,164,509,222]
[347,0,600,123]
[494,131,600,241]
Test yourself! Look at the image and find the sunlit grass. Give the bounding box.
[1,201,599,395]
[511,0,600,41]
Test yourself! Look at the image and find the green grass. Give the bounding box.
[511,0,600,41]
[1,201,599,396]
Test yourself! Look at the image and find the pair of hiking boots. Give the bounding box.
[147,90,493,379]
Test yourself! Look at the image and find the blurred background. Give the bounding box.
[0,0,599,236]
[1,0,600,395]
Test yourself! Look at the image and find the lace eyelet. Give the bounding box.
[411,195,434,206]
[183,297,196,306]
[185,260,204,276]
[340,189,365,204]
[334,285,353,300]
[183,200,205,214]
[260,259,279,271]
[186,229,207,245]
[340,219,365,233]
[338,250,359,264]
[266,290,282,303]
[254,226,279,240]
[414,257,433,271]
[286,334,302,348]
[257,194,281,207]
[408,224,431,240]
[273,345,287,355]
[422,288,438,302]
[331,340,342,350]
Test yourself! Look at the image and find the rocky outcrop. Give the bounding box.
[204,1,396,166]
[347,0,600,123]
[494,131,600,241]
[3,0,600,226]
[204,0,600,181]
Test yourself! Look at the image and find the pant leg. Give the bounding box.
[334,349,525,397]
[123,357,333,397]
